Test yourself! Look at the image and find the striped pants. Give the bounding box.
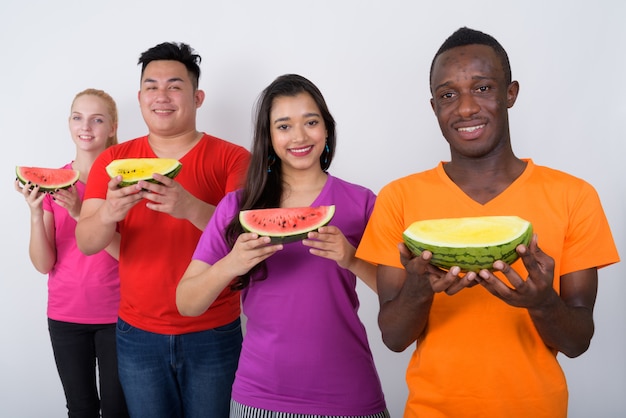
[230,399,391,418]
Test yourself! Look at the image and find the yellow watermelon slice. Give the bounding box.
[403,216,533,272]
[105,158,182,187]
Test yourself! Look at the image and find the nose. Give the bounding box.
[154,86,171,102]
[292,124,306,142]
[457,92,480,118]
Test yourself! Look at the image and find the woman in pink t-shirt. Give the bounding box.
[15,89,128,417]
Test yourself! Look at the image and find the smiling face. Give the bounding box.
[138,60,204,138]
[430,44,519,160]
[68,94,116,154]
[270,92,328,176]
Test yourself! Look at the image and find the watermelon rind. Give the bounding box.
[402,216,533,272]
[105,158,182,187]
[240,205,336,244]
[16,166,80,192]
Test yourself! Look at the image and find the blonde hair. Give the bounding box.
[71,88,119,148]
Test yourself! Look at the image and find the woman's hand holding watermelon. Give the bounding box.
[226,233,283,277]
[303,225,353,268]
[50,186,81,220]
[303,225,378,291]
[177,233,283,317]
[14,179,46,215]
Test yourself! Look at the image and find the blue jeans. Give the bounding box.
[116,317,242,418]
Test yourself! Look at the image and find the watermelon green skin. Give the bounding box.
[403,222,533,272]
[105,158,182,187]
[240,205,335,244]
[16,166,80,192]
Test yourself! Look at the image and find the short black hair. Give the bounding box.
[138,42,202,89]
[429,27,512,88]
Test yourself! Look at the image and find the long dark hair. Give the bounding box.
[226,74,336,289]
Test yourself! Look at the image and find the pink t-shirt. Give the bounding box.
[44,162,120,324]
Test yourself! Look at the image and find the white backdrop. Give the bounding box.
[1,1,624,417]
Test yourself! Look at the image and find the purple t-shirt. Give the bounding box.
[43,162,120,324]
[193,174,386,415]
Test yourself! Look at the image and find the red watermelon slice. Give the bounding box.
[16,166,80,192]
[239,205,335,244]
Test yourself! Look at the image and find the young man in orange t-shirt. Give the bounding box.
[356,27,619,418]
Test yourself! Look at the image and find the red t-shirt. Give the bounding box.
[84,134,250,334]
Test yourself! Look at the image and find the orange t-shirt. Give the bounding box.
[356,160,619,418]
[84,134,250,334]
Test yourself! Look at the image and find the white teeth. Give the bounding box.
[290,146,312,154]
[458,125,485,133]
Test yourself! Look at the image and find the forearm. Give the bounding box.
[176,259,237,317]
[528,290,595,358]
[75,209,117,255]
[379,276,434,352]
[349,258,378,292]
[186,198,216,231]
[103,232,121,260]
[28,216,55,274]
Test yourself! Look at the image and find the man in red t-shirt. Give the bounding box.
[76,42,250,418]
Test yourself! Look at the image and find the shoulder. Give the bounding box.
[378,167,438,197]
[217,190,243,210]
[96,136,149,162]
[529,162,597,194]
[211,190,243,226]
[200,133,249,154]
[328,175,375,197]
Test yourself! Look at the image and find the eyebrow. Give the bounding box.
[71,111,106,117]
[273,112,321,124]
[433,75,495,92]
[143,77,185,84]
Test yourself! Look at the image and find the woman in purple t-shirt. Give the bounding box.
[177,74,389,417]
[15,89,128,417]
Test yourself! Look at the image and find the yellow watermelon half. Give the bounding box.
[403,216,533,272]
[105,158,182,187]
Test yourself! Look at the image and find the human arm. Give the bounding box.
[137,173,215,231]
[75,176,144,255]
[50,184,121,259]
[176,233,282,316]
[377,243,478,351]
[15,181,56,273]
[475,234,597,358]
[304,225,378,292]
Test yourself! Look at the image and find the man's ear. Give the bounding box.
[195,89,206,108]
[507,81,520,108]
